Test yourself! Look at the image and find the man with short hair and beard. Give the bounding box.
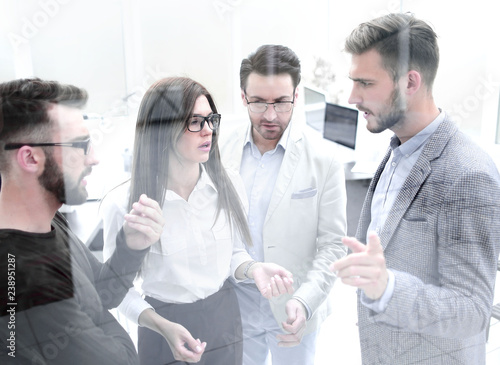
[219,45,347,365]
[331,13,500,364]
[0,78,165,364]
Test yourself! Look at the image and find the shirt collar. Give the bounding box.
[165,164,217,201]
[243,120,292,156]
[391,110,445,156]
[196,164,217,192]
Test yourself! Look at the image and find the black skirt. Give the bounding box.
[138,280,243,365]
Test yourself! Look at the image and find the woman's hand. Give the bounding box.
[157,321,206,363]
[138,309,206,363]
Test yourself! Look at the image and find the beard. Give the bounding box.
[38,150,90,205]
[249,112,292,142]
[367,87,406,134]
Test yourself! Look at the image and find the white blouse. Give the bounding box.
[100,166,252,324]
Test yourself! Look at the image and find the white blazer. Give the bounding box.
[219,118,347,334]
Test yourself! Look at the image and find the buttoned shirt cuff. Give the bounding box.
[360,269,395,313]
[293,296,312,320]
[118,288,155,325]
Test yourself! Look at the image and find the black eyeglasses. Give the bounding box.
[4,138,92,155]
[188,114,221,132]
[244,94,295,113]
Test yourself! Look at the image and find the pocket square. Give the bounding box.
[291,187,317,199]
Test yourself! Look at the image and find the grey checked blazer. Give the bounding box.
[356,115,500,364]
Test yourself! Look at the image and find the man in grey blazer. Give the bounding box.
[332,13,500,364]
[219,45,347,364]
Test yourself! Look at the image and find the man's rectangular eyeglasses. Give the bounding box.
[244,95,295,113]
[4,138,92,155]
[188,114,221,132]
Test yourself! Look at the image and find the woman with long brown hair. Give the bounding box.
[101,77,293,364]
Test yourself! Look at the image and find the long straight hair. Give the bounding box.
[128,77,252,246]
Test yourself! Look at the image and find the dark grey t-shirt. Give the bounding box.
[0,213,148,364]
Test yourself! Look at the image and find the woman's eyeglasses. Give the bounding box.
[188,114,221,132]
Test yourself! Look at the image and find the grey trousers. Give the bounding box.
[138,280,242,365]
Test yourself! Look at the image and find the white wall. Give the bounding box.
[1,0,128,114]
[1,0,499,172]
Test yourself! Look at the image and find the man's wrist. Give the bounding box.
[361,269,395,313]
[292,297,311,320]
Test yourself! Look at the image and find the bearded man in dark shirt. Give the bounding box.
[0,78,164,364]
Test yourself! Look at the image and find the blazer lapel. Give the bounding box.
[222,125,247,171]
[356,148,391,243]
[378,117,457,249]
[265,122,303,223]
[378,157,431,249]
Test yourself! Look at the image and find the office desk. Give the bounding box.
[343,161,374,181]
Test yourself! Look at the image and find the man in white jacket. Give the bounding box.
[219,44,347,365]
